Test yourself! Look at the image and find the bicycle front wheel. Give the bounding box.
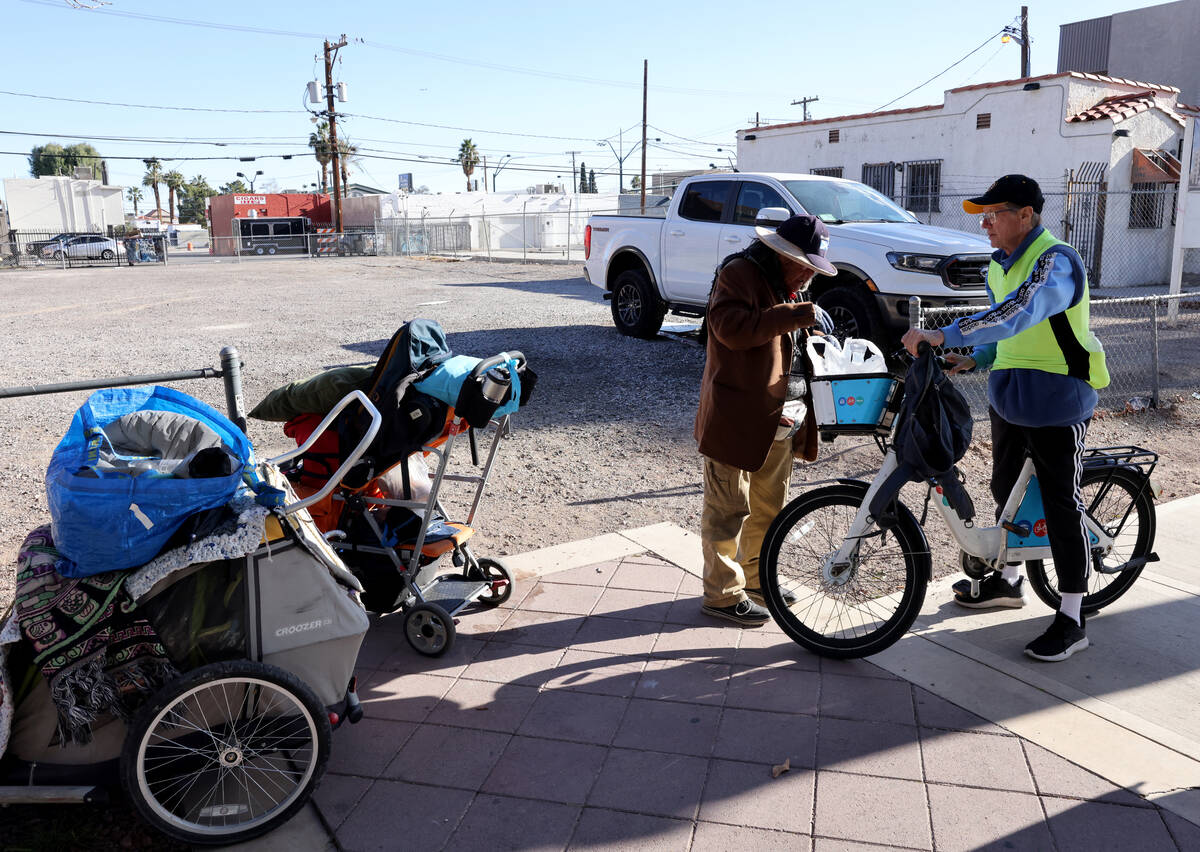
[760,482,930,658]
[1026,465,1155,615]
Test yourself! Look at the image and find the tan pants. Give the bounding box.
[701,438,793,607]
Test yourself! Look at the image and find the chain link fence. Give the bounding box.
[909,189,1199,298]
[917,291,1200,417]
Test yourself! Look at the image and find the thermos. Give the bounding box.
[480,366,511,404]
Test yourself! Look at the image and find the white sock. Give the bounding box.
[1001,562,1022,586]
[1059,593,1084,626]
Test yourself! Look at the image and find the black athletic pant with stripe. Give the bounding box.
[989,408,1091,594]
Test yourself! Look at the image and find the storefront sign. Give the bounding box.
[234,195,267,205]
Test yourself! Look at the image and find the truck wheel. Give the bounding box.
[817,286,881,345]
[611,268,665,338]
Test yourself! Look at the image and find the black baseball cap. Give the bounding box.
[754,213,837,276]
[962,174,1045,214]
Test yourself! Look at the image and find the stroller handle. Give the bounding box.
[266,389,382,516]
[470,351,526,378]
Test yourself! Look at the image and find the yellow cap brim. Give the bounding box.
[962,200,1011,214]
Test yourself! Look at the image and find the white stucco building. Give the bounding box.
[2,176,125,234]
[736,72,1196,288]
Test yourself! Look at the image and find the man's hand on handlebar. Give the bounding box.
[900,327,945,356]
[943,352,976,375]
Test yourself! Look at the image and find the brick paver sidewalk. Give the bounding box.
[314,552,1200,851]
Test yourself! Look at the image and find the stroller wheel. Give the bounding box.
[470,557,514,608]
[120,660,330,846]
[405,602,456,657]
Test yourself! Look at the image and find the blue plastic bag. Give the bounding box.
[45,386,254,576]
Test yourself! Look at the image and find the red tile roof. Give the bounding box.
[1067,90,1186,126]
[740,71,1182,134]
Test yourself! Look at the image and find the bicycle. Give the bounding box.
[758,346,1159,659]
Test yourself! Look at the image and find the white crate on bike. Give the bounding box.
[807,337,900,433]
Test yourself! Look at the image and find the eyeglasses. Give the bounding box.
[980,208,1021,224]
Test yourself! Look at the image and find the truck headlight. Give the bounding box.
[886,252,945,274]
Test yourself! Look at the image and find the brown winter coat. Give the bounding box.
[694,256,820,472]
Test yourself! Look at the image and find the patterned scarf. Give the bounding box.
[13,526,177,745]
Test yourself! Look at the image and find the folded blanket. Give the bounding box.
[11,526,177,745]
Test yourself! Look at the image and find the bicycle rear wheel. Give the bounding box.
[1026,465,1155,615]
[759,482,930,658]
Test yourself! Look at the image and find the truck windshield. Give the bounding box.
[782,180,917,225]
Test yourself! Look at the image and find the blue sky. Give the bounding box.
[0,0,1162,205]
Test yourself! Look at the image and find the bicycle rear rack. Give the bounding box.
[1081,445,1157,479]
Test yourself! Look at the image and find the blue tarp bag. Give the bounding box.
[45,386,254,576]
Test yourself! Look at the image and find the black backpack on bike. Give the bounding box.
[868,347,975,527]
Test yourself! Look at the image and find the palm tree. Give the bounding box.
[337,138,358,196]
[457,139,480,192]
[142,160,164,229]
[126,186,143,217]
[164,170,185,226]
[308,121,332,193]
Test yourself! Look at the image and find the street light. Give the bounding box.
[237,170,264,191]
[492,155,516,192]
[597,135,660,193]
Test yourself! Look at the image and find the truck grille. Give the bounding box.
[942,255,990,289]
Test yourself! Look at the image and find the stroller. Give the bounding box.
[260,320,535,658]
[0,384,384,846]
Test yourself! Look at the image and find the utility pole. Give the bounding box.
[323,35,348,234]
[640,60,648,214]
[566,151,581,193]
[791,96,819,121]
[1020,6,1030,78]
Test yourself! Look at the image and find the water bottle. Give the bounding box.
[480,366,511,404]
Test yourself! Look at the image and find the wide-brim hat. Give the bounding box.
[755,214,837,276]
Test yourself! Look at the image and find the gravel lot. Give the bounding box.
[2,256,1199,611]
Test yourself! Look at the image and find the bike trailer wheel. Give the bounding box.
[759,482,930,659]
[120,660,330,846]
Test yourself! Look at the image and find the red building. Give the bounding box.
[208,193,332,255]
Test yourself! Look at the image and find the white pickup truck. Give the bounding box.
[583,172,993,344]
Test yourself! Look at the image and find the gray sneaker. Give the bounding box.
[701,598,770,627]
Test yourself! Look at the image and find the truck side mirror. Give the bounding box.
[754,206,791,228]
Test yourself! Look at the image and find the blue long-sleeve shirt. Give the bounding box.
[940,226,1096,427]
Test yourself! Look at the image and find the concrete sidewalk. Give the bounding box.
[245,495,1199,852]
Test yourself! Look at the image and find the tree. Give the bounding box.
[29,142,106,178]
[126,186,143,217]
[178,175,216,226]
[457,138,480,192]
[579,162,587,194]
[630,175,642,191]
[308,121,332,193]
[219,179,249,195]
[164,170,185,226]
[588,169,597,194]
[337,138,358,195]
[143,160,164,229]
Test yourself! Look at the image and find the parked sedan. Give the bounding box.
[41,235,122,261]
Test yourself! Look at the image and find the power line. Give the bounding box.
[873,28,1007,112]
[0,88,303,114]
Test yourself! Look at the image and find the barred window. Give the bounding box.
[1128,182,1166,229]
[861,162,896,198]
[976,113,991,129]
[829,129,840,143]
[810,167,843,178]
[904,160,942,212]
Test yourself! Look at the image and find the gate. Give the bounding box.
[1063,163,1107,286]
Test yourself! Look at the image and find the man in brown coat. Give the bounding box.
[695,213,836,626]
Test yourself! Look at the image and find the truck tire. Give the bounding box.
[611,268,666,338]
[817,285,882,345]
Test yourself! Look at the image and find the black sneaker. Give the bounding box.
[953,573,1027,609]
[701,598,770,627]
[745,586,798,607]
[1024,612,1088,662]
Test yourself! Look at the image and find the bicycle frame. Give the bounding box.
[831,448,1117,571]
